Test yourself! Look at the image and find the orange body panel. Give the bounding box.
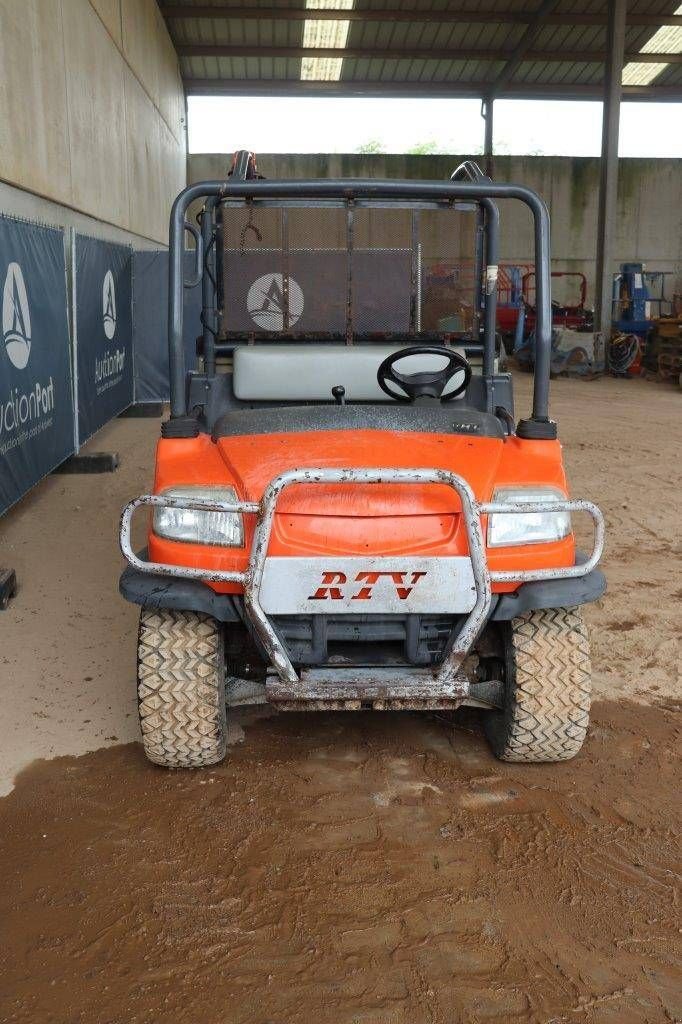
[148,430,575,595]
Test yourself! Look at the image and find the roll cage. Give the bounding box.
[167,154,555,441]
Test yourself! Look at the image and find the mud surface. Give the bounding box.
[1,700,680,1024]
[549,377,681,707]
[1,376,680,1021]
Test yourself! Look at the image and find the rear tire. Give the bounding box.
[137,609,226,769]
[484,607,591,763]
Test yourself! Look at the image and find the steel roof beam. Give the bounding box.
[161,5,682,27]
[182,78,682,101]
[487,0,561,99]
[594,0,627,368]
[177,44,682,63]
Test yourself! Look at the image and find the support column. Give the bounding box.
[594,0,627,369]
[482,98,494,178]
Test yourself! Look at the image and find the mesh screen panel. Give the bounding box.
[418,208,477,334]
[220,203,477,338]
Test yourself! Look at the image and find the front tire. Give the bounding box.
[484,607,591,763]
[137,609,226,768]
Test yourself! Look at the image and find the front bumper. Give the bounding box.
[120,553,606,623]
[120,467,605,702]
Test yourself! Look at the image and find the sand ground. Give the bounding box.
[0,374,680,1023]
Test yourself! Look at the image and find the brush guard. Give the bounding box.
[120,468,604,708]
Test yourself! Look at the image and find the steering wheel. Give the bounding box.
[377,346,472,403]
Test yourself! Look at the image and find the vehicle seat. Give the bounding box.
[232,344,472,402]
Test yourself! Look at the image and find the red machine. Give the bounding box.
[497,267,592,343]
[523,271,592,335]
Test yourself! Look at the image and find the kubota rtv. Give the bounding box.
[120,153,605,768]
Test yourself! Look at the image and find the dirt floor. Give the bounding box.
[0,374,680,1023]
[1,701,680,1024]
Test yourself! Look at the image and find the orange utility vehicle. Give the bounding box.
[120,153,605,769]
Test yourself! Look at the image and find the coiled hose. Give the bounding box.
[609,333,641,374]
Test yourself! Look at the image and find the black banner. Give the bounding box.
[75,236,133,443]
[132,251,201,403]
[0,216,75,516]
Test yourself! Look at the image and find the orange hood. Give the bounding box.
[150,430,572,576]
[214,430,505,516]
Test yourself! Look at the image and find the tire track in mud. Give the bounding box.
[511,375,681,710]
[0,700,680,1024]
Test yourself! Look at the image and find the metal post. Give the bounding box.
[450,161,499,413]
[68,227,80,452]
[200,197,218,376]
[594,0,626,369]
[482,98,494,178]
[481,201,499,410]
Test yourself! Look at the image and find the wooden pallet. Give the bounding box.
[651,318,682,380]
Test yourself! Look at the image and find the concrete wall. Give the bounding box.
[189,153,682,304]
[0,0,186,246]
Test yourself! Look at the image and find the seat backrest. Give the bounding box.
[232,344,471,402]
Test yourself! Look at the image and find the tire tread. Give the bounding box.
[137,609,226,768]
[486,606,591,763]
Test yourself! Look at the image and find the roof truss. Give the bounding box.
[160,2,682,101]
[161,5,682,28]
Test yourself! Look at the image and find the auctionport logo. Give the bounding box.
[102,269,117,340]
[2,262,31,369]
[0,379,55,443]
[96,270,124,394]
[0,259,55,452]
[95,348,126,393]
[247,273,304,331]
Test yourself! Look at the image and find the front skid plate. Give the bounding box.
[276,698,465,711]
[267,666,473,703]
[264,670,503,711]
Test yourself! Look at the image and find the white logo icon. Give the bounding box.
[247,273,304,330]
[2,262,32,370]
[102,269,117,340]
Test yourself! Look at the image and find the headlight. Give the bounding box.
[487,487,571,547]
[153,486,244,547]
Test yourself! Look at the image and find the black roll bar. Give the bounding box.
[183,221,203,289]
[199,197,219,377]
[168,179,552,428]
[197,152,255,379]
[451,162,499,411]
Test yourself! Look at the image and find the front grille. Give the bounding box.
[271,613,461,667]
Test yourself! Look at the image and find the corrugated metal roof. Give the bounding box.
[158,0,682,99]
